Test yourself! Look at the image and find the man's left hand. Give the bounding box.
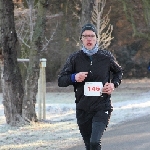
[102,82,114,95]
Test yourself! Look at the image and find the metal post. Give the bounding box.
[38,69,42,120]
[40,58,46,119]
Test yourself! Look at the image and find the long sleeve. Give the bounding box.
[110,54,123,88]
[58,53,75,87]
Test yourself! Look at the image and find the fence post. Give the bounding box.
[38,58,46,120]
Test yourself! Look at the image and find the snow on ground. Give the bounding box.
[0,79,150,150]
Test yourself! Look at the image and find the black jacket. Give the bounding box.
[58,49,123,122]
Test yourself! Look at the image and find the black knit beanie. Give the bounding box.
[80,23,98,39]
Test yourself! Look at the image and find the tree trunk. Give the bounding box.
[0,0,24,125]
[22,0,48,121]
[81,0,95,26]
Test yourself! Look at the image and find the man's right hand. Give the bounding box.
[75,72,88,82]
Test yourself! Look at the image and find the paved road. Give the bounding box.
[66,115,150,150]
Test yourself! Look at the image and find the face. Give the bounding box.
[81,30,97,50]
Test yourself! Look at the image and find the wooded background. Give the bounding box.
[14,0,150,81]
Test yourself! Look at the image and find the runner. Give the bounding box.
[58,23,123,150]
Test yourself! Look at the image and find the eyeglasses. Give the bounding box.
[82,35,96,39]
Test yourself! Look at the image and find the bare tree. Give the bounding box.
[14,0,59,121]
[21,0,49,122]
[81,0,113,49]
[0,0,24,126]
[92,0,113,49]
[14,1,59,54]
[80,0,94,26]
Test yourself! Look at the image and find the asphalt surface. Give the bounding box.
[66,115,150,150]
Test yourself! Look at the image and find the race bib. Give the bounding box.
[84,82,103,96]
